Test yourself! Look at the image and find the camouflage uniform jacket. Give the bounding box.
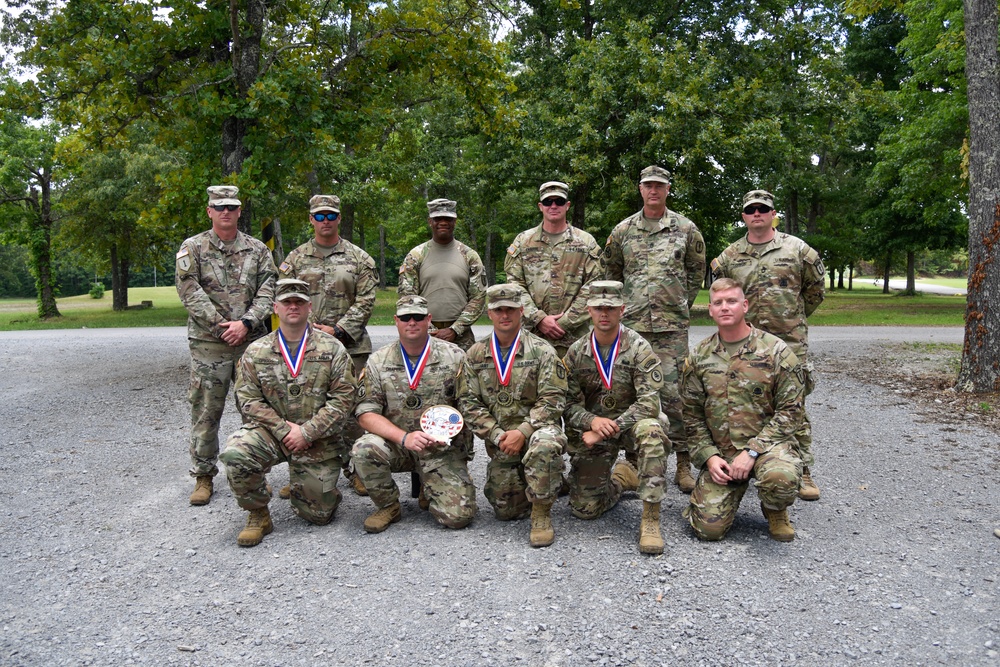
[175,229,277,342]
[505,224,601,344]
[235,326,358,452]
[602,209,706,333]
[563,326,663,437]
[711,232,825,358]
[681,327,804,469]
[279,238,378,356]
[458,330,567,446]
[397,240,486,336]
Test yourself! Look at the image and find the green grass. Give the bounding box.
[0,283,968,331]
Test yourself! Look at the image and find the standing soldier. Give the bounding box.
[220,279,358,546]
[563,281,668,555]
[602,165,705,492]
[278,194,378,497]
[352,295,477,533]
[505,180,602,357]
[711,189,825,500]
[398,198,486,351]
[176,185,276,506]
[682,278,804,542]
[459,284,567,547]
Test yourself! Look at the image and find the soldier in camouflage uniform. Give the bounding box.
[278,194,378,497]
[398,199,486,351]
[563,281,669,554]
[505,181,602,358]
[681,278,804,542]
[602,165,706,493]
[458,284,568,548]
[711,189,825,501]
[176,185,276,506]
[220,279,358,546]
[352,295,477,533]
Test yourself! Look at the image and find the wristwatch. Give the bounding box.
[240,317,253,331]
[745,449,759,459]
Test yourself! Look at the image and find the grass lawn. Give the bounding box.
[0,283,967,331]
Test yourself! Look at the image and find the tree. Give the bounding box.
[956,0,1000,392]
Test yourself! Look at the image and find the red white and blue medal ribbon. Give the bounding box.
[490,329,521,387]
[277,327,309,378]
[591,326,622,390]
[401,338,432,390]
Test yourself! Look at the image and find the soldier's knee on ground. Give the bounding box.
[569,498,604,520]
[432,503,475,529]
[688,510,731,541]
[289,464,342,525]
[490,493,530,521]
[352,435,392,467]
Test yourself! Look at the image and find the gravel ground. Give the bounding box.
[0,325,997,666]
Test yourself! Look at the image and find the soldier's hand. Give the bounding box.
[403,431,438,453]
[282,422,310,452]
[538,314,566,339]
[315,324,338,336]
[706,455,732,485]
[582,430,603,448]
[728,451,755,481]
[219,320,249,347]
[431,328,458,343]
[498,429,526,455]
[590,416,620,439]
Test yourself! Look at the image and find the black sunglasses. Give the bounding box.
[541,198,568,207]
[397,313,428,323]
[743,204,772,215]
[313,212,339,222]
[211,204,239,212]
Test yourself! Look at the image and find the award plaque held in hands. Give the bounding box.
[420,405,464,444]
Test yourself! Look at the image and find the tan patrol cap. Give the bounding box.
[538,181,569,201]
[275,279,311,302]
[486,283,525,310]
[427,198,457,219]
[587,280,624,307]
[309,194,341,214]
[639,165,671,185]
[742,190,774,208]
[396,295,429,316]
[207,185,241,207]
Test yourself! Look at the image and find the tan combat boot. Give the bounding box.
[351,473,369,497]
[674,452,696,493]
[189,475,213,506]
[761,503,795,542]
[278,484,291,499]
[639,501,664,555]
[798,467,820,501]
[364,502,401,533]
[529,501,555,548]
[612,460,640,493]
[237,507,274,547]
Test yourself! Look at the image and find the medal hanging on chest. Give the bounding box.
[491,329,521,406]
[277,328,309,397]
[591,326,622,391]
[401,338,432,390]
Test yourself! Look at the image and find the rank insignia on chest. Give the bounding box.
[496,389,514,407]
[404,394,423,410]
[601,393,617,410]
[752,387,763,396]
[289,384,302,397]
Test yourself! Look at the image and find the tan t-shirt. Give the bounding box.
[419,241,470,322]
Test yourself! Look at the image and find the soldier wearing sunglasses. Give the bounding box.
[176,185,277,506]
[710,189,825,500]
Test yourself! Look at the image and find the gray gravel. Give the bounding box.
[0,325,997,666]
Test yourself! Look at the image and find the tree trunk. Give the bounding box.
[848,263,854,290]
[484,231,496,286]
[34,176,60,318]
[341,202,355,244]
[837,267,844,289]
[828,265,835,290]
[957,0,1000,392]
[786,190,799,235]
[109,243,130,311]
[571,182,588,228]
[378,226,387,289]
[882,250,892,294]
[904,250,916,295]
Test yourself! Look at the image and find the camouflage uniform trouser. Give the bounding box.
[637,330,688,453]
[686,442,802,541]
[187,339,248,478]
[796,364,815,467]
[338,353,369,479]
[567,418,668,520]
[352,434,477,529]
[431,321,476,351]
[221,426,344,525]
[484,425,566,520]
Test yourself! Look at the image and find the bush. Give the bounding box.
[89,282,105,299]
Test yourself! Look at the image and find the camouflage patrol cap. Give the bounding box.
[309,194,341,214]
[396,295,429,316]
[207,185,241,207]
[486,283,525,310]
[538,181,569,201]
[743,190,774,209]
[639,165,671,185]
[427,198,457,219]
[274,278,311,302]
[587,280,625,307]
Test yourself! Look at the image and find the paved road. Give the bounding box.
[871,279,967,296]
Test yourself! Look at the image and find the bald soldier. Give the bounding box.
[563,281,668,555]
[602,165,706,493]
[459,284,568,547]
[398,198,486,351]
[711,189,825,500]
[505,180,602,357]
[220,279,357,546]
[352,295,477,533]
[176,185,276,506]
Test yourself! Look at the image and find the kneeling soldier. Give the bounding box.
[459,284,568,547]
[220,279,357,546]
[563,281,669,554]
[681,278,804,542]
[352,295,477,532]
